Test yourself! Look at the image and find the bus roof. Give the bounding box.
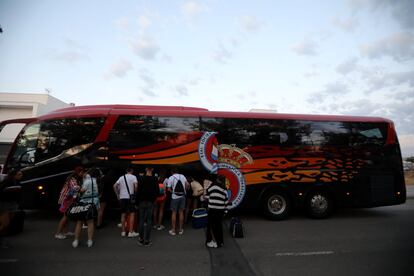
[38,104,392,123]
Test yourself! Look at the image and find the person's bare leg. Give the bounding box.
[121,213,126,233]
[74,221,82,241]
[171,211,177,233]
[178,209,184,232]
[158,202,165,226]
[87,220,94,241]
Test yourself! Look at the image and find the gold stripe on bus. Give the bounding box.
[130,152,199,165]
[119,140,199,160]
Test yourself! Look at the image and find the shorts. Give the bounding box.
[170,197,186,211]
[119,199,135,213]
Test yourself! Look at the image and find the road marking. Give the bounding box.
[275,251,334,257]
[0,259,19,263]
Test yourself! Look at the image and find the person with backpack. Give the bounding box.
[166,168,189,236]
[204,175,228,248]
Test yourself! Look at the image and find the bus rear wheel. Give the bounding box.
[306,191,333,219]
[262,191,291,220]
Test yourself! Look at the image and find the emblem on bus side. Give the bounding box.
[198,132,253,209]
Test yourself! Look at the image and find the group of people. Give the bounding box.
[55,165,229,249]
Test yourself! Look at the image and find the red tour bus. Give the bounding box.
[0,105,406,219]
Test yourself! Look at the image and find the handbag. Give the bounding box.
[65,176,98,221]
[123,175,136,208]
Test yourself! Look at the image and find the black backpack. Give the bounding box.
[173,177,185,196]
[229,217,244,238]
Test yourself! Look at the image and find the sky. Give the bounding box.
[0,0,413,156]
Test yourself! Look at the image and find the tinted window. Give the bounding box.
[10,123,40,167]
[35,117,105,162]
[350,123,387,146]
[201,118,352,147]
[110,116,200,150]
[291,121,351,146]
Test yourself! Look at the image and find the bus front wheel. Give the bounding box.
[305,191,333,219]
[262,191,291,220]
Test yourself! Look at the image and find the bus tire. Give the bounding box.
[305,190,333,219]
[262,190,291,220]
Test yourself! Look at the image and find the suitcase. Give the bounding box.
[6,209,25,236]
[192,208,208,229]
[229,217,244,238]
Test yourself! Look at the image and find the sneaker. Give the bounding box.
[82,224,88,229]
[72,240,79,248]
[87,240,93,248]
[64,231,75,236]
[54,234,67,240]
[178,229,184,235]
[168,229,176,236]
[117,223,122,228]
[138,239,144,246]
[157,225,165,231]
[206,241,217,248]
[121,232,126,237]
[127,232,139,238]
[144,240,152,247]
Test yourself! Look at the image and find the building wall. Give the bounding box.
[0,92,71,165]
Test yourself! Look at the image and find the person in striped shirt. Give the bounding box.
[205,175,228,248]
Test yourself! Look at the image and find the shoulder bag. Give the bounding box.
[66,176,98,221]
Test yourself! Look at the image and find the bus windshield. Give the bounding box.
[8,117,105,169]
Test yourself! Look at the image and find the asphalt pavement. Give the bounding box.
[1,189,414,276]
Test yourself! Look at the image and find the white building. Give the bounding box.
[0,92,71,164]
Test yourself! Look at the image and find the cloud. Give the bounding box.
[291,38,318,56]
[176,85,189,96]
[348,0,414,29]
[139,70,158,97]
[52,51,89,63]
[50,38,89,63]
[104,59,133,79]
[304,72,319,78]
[333,16,359,32]
[336,57,359,75]
[130,35,160,60]
[360,68,414,93]
[239,16,262,33]
[389,0,414,29]
[213,43,233,64]
[359,31,414,62]
[115,17,130,31]
[181,1,207,18]
[138,15,151,29]
[399,134,414,157]
[307,81,350,104]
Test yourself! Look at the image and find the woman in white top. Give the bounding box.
[72,168,100,248]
